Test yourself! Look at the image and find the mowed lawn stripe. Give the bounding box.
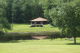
[0,38,80,53]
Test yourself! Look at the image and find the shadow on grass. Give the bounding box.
[0,39,32,43]
[67,43,80,45]
[0,40,20,43]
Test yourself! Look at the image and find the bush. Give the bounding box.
[0,31,5,40]
[0,32,63,40]
[5,32,33,40]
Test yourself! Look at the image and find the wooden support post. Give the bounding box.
[31,21,32,25]
[40,21,43,27]
[34,21,37,27]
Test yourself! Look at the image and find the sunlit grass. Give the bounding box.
[0,38,80,53]
[8,24,60,32]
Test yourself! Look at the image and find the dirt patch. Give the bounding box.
[32,35,48,40]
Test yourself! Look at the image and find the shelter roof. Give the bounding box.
[31,17,48,21]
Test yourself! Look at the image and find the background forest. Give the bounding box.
[0,0,79,23]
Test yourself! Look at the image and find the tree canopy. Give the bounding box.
[44,0,80,44]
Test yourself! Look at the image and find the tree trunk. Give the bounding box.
[73,36,77,44]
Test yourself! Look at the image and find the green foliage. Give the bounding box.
[0,31,61,40]
[0,17,11,37]
[44,0,80,44]
[1,0,44,23]
[0,18,11,32]
[0,0,11,33]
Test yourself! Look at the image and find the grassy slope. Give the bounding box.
[8,24,60,32]
[0,38,80,53]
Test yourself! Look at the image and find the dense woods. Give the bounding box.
[0,0,79,23]
[0,0,45,23]
[0,0,74,23]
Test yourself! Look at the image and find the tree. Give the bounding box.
[43,0,57,25]
[0,0,11,33]
[46,0,80,44]
[6,0,14,23]
[0,18,11,32]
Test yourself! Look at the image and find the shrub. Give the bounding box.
[0,32,63,40]
[0,31,5,40]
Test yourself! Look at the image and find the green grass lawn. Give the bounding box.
[4,24,80,53]
[8,24,60,32]
[0,38,80,53]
